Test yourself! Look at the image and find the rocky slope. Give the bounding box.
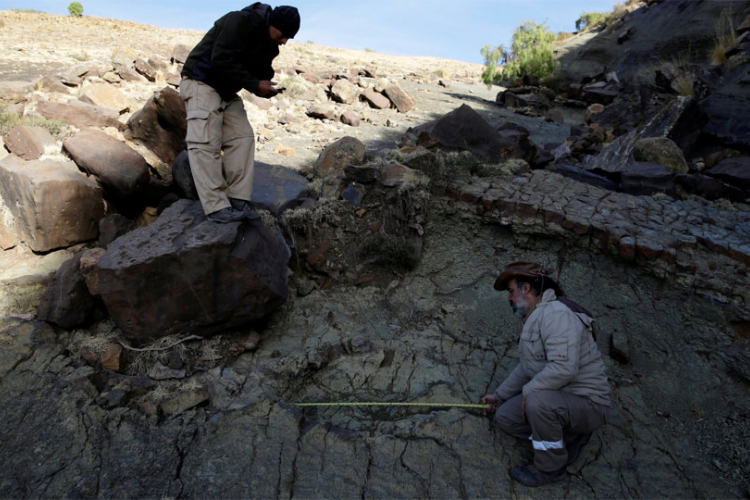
[0,7,749,500]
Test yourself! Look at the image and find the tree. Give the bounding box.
[68,2,83,17]
[502,21,557,83]
[480,45,506,87]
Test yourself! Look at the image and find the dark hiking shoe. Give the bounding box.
[510,464,565,487]
[566,433,592,465]
[229,198,261,221]
[207,207,246,223]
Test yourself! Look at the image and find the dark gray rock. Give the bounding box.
[96,199,290,341]
[341,183,365,207]
[99,214,135,248]
[675,174,747,202]
[707,157,750,193]
[124,87,186,165]
[252,162,311,214]
[37,253,95,328]
[172,152,309,214]
[700,59,750,147]
[407,104,534,163]
[554,164,618,191]
[620,162,677,197]
[171,150,199,200]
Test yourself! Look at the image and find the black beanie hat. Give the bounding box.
[269,6,300,39]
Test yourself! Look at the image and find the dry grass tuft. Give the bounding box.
[711,8,737,65]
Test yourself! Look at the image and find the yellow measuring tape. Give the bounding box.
[294,402,490,409]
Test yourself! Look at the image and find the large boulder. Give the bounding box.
[125,87,186,165]
[35,100,122,129]
[96,199,290,341]
[407,104,533,163]
[171,152,309,214]
[63,129,150,209]
[584,96,702,174]
[2,125,56,161]
[0,155,103,252]
[313,136,366,177]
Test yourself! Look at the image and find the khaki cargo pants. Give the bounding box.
[180,78,255,215]
[494,391,608,472]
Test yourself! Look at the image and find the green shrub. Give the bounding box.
[480,44,506,86]
[576,11,608,31]
[502,21,556,83]
[67,2,83,17]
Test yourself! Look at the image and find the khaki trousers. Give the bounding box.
[494,391,608,472]
[179,78,255,215]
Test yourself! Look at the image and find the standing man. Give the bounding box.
[180,4,300,222]
[482,262,611,487]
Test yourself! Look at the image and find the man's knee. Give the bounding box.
[524,392,546,416]
[494,399,530,438]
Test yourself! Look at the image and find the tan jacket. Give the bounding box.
[494,289,611,407]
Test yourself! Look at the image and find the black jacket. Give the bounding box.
[181,3,278,101]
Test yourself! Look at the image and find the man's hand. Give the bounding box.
[257,80,279,98]
[481,395,500,415]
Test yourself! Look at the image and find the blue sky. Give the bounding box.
[1,0,621,63]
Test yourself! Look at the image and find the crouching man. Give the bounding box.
[482,262,611,487]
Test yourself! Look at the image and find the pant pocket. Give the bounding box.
[185,109,210,145]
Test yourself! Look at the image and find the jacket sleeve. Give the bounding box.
[522,309,583,397]
[210,12,261,93]
[494,363,530,401]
